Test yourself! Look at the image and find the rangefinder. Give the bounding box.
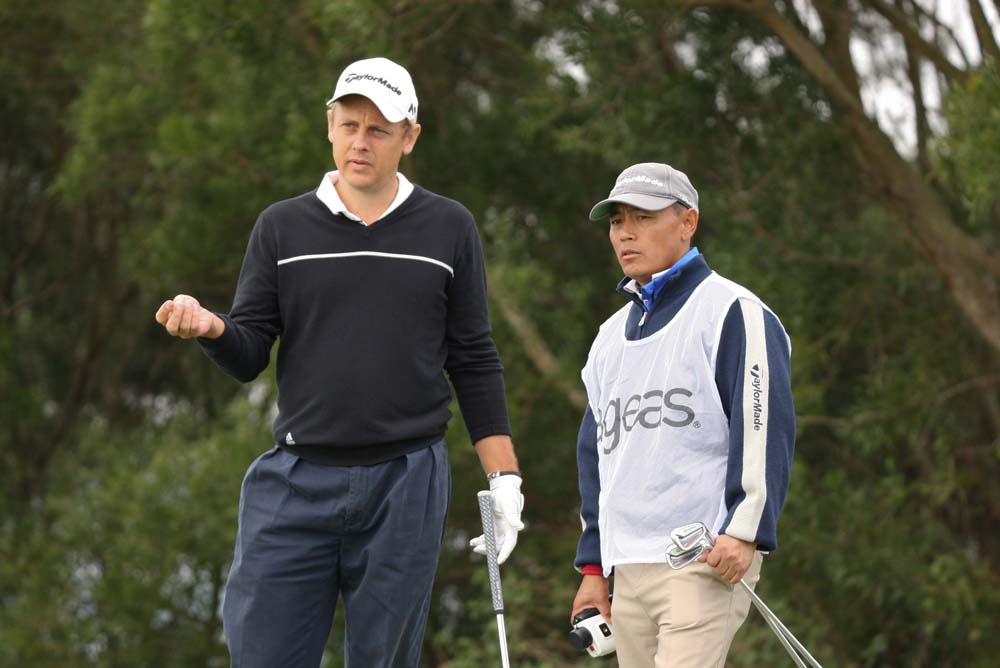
[568,607,615,657]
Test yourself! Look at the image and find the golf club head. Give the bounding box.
[670,522,714,551]
[666,523,715,570]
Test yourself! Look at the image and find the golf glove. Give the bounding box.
[470,474,524,564]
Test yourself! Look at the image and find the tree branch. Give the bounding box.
[656,14,686,74]
[487,268,588,411]
[969,0,1000,63]
[781,0,820,39]
[737,209,887,272]
[813,0,864,103]
[798,375,1000,430]
[726,157,885,273]
[1,198,52,307]
[860,0,969,83]
[0,277,71,318]
[905,0,973,69]
[901,7,932,171]
[934,374,1000,405]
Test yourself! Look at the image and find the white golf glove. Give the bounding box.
[470,473,524,564]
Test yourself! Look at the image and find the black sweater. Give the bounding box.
[198,185,511,465]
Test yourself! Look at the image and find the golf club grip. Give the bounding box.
[477,491,504,613]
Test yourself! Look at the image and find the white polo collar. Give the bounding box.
[621,267,670,296]
[316,171,414,225]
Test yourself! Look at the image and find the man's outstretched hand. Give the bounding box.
[155,295,224,339]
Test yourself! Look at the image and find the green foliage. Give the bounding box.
[940,65,1000,229]
[0,394,270,666]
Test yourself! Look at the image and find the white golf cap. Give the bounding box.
[326,57,419,124]
[589,163,699,220]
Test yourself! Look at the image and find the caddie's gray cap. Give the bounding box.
[327,57,419,124]
[589,162,699,220]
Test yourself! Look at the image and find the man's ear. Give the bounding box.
[682,208,699,242]
[401,122,422,155]
[326,106,336,143]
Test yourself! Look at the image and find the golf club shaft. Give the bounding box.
[740,580,823,668]
[755,601,808,668]
[478,491,511,668]
[668,524,824,668]
[496,612,511,668]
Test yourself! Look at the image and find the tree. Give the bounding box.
[676,0,1000,353]
[3,1,999,666]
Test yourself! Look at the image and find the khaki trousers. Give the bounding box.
[611,553,763,668]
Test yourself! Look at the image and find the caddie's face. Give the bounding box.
[608,203,698,285]
[327,95,420,196]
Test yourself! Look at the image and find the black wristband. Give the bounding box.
[486,470,522,480]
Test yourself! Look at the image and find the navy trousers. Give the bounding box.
[222,441,451,668]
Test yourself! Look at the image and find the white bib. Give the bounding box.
[581,273,774,576]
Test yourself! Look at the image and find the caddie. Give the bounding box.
[569,163,796,668]
[155,56,524,668]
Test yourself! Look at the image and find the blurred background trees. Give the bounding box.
[1,1,997,666]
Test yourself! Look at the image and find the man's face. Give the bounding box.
[608,203,699,285]
[327,95,421,195]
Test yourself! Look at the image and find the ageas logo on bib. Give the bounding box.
[596,388,696,454]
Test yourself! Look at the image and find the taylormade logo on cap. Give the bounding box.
[617,174,666,187]
[589,162,699,220]
[327,57,419,124]
[344,72,402,96]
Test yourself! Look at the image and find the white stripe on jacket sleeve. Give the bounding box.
[728,298,769,542]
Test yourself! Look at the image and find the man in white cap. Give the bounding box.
[154,57,524,668]
[569,163,796,668]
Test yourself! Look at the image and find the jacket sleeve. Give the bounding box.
[714,298,795,552]
[197,211,282,382]
[443,211,511,442]
[574,406,602,571]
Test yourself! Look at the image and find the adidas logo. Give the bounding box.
[285,432,296,445]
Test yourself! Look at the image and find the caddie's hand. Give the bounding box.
[571,574,611,623]
[469,474,524,565]
[155,294,220,339]
[698,533,756,584]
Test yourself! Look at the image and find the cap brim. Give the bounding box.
[588,194,678,220]
[326,91,408,123]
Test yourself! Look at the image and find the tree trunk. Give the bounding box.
[848,114,1000,353]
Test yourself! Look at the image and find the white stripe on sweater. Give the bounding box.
[277,251,454,276]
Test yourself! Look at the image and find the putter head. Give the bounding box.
[666,522,715,570]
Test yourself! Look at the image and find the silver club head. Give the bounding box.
[666,544,706,570]
[666,522,715,570]
[670,522,714,552]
